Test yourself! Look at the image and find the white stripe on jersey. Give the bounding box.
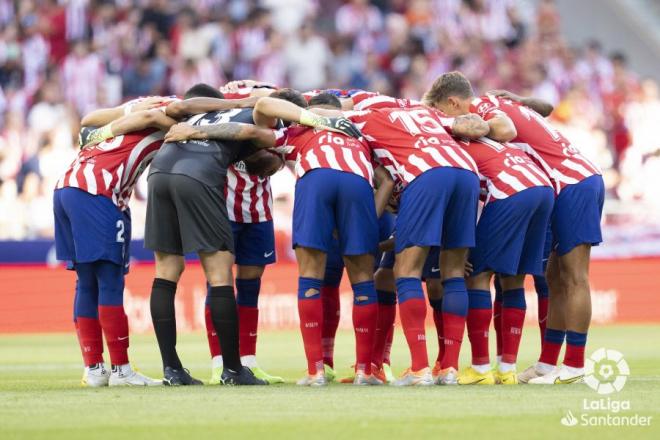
[226,171,238,214]
[341,147,364,177]
[254,180,266,222]
[423,147,452,167]
[305,150,321,169]
[512,164,544,186]
[359,151,373,183]
[526,163,553,186]
[102,169,113,189]
[561,158,595,179]
[408,154,433,173]
[320,145,342,170]
[487,180,510,199]
[240,177,253,221]
[442,145,473,171]
[69,161,81,187]
[497,171,528,192]
[516,142,561,193]
[83,163,97,194]
[122,132,165,186]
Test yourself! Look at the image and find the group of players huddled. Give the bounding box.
[53,71,604,388]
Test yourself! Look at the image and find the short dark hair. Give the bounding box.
[423,71,474,106]
[269,88,308,108]
[308,93,341,109]
[184,83,224,99]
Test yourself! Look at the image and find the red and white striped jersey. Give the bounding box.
[455,137,552,204]
[224,162,273,223]
[345,106,478,187]
[470,95,601,194]
[222,84,275,223]
[56,129,164,210]
[271,126,374,185]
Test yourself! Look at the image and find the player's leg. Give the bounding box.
[459,270,495,385]
[372,260,396,383]
[74,263,108,387]
[425,277,445,378]
[530,175,604,384]
[392,245,432,385]
[54,189,107,385]
[336,170,380,385]
[497,274,527,384]
[95,260,160,386]
[291,169,337,386]
[295,246,327,385]
[436,168,480,385]
[320,238,344,379]
[520,250,567,382]
[421,247,444,377]
[436,247,470,384]
[232,220,282,383]
[145,173,198,385]
[493,276,503,364]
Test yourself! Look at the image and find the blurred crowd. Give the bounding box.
[1,0,659,241]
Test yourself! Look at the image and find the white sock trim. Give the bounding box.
[212,355,223,369]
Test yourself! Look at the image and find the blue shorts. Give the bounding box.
[54,187,131,272]
[470,186,555,276]
[293,169,378,256]
[325,210,396,279]
[552,175,605,256]
[231,220,276,266]
[422,247,441,280]
[396,167,479,253]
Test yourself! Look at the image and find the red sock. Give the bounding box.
[432,308,444,364]
[353,302,377,374]
[372,302,396,367]
[501,308,525,364]
[238,305,258,357]
[321,285,340,368]
[493,297,503,358]
[98,305,129,365]
[563,331,587,368]
[399,298,428,371]
[298,297,324,375]
[441,313,465,369]
[467,308,491,365]
[204,305,221,357]
[539,328,565,366]
[76,317,104,366]
[538,296,548,345]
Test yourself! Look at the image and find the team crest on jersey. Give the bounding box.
[477,102,491,114]
[234,160,247,172]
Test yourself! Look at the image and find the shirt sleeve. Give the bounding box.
[470,96,505,121]
[269,127,296,159]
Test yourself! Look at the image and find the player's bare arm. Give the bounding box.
[165,97,258,119]
[164,122,277,150]
[373,165,395,218]
[253,97,361,138]
[488,89,554,117]
[82,109,177,148]
[451,114,490,139]
[485,113,517,142]
[80,96,169,127]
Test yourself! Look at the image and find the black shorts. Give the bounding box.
[145,173,233,255]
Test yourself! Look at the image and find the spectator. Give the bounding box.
[285,22,331,91]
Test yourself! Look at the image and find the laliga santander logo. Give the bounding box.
[584,348,630,395]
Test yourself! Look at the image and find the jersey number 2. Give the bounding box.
[116,220,125,243]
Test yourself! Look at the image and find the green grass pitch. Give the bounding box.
[1,325,659,439]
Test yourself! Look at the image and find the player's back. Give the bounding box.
[470,96,601,192]
[455,137,552,204]
[348,105,478,186]
[58,128,164,209]
[150,108,258,188]
[276,125,373,184]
